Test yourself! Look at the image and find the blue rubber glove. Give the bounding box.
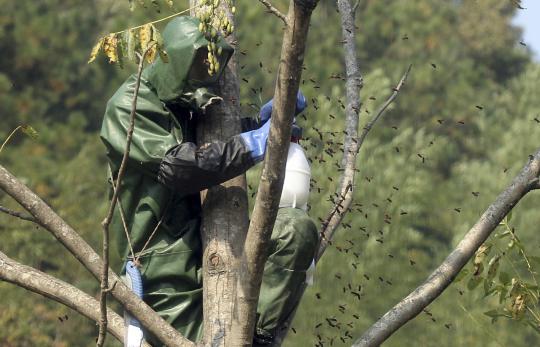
[240,119,271,162]
[259,90,307,123]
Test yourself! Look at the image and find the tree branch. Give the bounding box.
[258,0,288,24]
[317,64,411,260]
[235,0,319,344]
[353,148,540,347]
[0,164,194,347]
[356,65,411,147]
[528,177,540,190]
[315,0,363,262]
[0,251,151,347]
[272,4,409,344]
[0,205,39,224]
[97,44,155,347]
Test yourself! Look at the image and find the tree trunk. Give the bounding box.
[190,2,249,346]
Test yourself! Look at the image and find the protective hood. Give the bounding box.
[142,16,233,111]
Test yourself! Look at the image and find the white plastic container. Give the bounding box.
[279,142,311,211]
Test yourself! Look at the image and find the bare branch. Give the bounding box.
[352,0,361,14]
[0,164,194,347]
[96,43,155,347]
[316,65,411,259]
[353,148,540,347]
[258,0,288,24]
[315,0,364,262]
[271,2,360,344]
[356,64,412,149]
[0,251,152,347]
[0,205,39,224]
[237,0,319,344]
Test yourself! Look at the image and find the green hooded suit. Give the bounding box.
[100,16,318,345]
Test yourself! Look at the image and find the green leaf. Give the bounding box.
[483,278,493,297]
[467,276,483,290]
[507,210,513,223]
[499,271,511,286]
[20,125,39,140]
[526,319,540,334]
[528,256,540,268]
[483,309,511,324]
[499,286,508,304]
[497,229,512,239]
[454,268,469,283]
[127,29,136,62]
[487,255,500,282]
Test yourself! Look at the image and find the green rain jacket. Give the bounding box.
[101,16,319,345]
[100,16,255,341]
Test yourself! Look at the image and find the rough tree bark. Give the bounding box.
[234,0,320,345]
[188,1,251,346]
[0,164,194,347]
[189,0,319,345]
[353,148,540,346]
[0,251,152,347]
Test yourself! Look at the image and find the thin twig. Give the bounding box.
[258,0,288,24]
[96,43,155,347]
[108,164,136,261]
[352,0,361,13]
[109,4,201,36]
[0,126,22,154]
[317,65,411,260]
[356,64,412,148]
[0,205,39,224]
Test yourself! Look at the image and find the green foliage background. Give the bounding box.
[1,0,539,346]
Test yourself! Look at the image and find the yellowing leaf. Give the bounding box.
[103,34,119,64]
[146,42,157,63]
[88,38,104,64]
[139,24,152,52]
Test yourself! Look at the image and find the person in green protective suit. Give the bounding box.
[100,15,318,346]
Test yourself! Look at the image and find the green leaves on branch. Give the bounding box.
[194,0,235,75]
[456,217,540,334]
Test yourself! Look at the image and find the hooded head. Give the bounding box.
[143,16,233,111]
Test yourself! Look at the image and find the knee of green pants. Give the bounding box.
[136,232,204,344]
[267,207,318,270]
[256,208,319,339]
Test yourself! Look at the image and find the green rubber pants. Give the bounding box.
[135,207,318,346]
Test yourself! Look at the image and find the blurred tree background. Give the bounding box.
[1,0,539,346]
